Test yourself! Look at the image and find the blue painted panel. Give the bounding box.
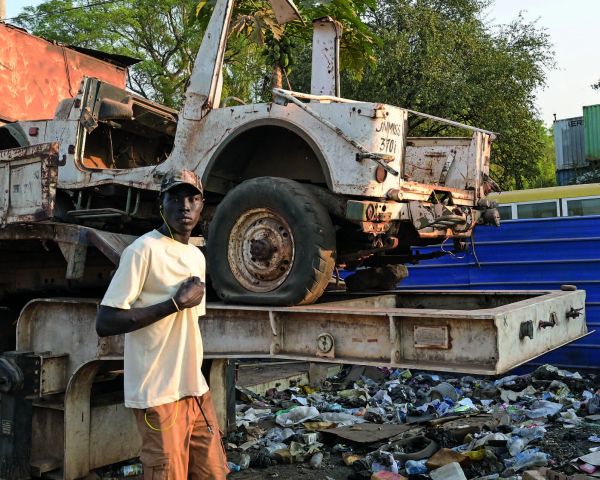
[397,215,600,371]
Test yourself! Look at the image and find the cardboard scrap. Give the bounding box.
[371,472,407,480]
[426,448,468,469]
[320,423,412,444]
[570,451,600,477]
[578,452,600,466]
[523,467,591,480]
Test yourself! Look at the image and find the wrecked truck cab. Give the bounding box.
[77,79,177,170]
[0,77,179,227]
[0,0,501,306]
[0,75,498,306]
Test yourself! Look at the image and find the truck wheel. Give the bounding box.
[207,177,336,306]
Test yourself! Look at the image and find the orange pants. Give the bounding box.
[133,392,229,480]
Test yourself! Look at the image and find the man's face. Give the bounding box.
[161,184,203,235]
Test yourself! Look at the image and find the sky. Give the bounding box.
[4,0,600,126]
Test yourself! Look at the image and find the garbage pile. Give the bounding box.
[227,364,600,479]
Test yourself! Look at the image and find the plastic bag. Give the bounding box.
[275,406,320,426]
[524,400,562,419]
[316,412,366,426]
[503,448,549,473]
[405,459,428,475]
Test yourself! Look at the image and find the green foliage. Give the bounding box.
[298,0,377,78]
[229,0,378,91]
[522,124,556,189]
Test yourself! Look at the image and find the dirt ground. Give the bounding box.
[230,453,354,479]
[538,423,600,471]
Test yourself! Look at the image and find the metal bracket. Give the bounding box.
[269,311,281,355]
[539,312,558,329]
[519,320,534,340]
[356,152,399,177]
[315,332,335,359]
[57,241,88,279]
[566,307,584,319]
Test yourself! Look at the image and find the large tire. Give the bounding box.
[207,177,336,306]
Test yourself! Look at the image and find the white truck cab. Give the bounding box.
[0,0,499,305]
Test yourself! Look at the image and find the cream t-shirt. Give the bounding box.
[101,229,209,408]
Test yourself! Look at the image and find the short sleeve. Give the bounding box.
[101,245,149,309]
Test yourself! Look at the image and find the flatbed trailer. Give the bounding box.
[1,286,589,479]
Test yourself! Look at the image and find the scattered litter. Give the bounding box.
[275,406,319,426]
[429,461,467,480]
[223,363,600,479]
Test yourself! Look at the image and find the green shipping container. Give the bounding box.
[584,104,600,161]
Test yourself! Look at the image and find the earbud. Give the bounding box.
[159,206,174,240]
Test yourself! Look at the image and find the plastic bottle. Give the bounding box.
[227,462,241,472]
[507,436,525,456]
[588,393,600,414]
[309,452,323,468]
[405,459,428,475]
[119,464,143,477]
[513,426,546,442]
[275,406,319,426]
[239,453,251,470]
[504,449,549,473]
[264,442,288,455]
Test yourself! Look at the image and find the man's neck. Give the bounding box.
[158,224,190,244]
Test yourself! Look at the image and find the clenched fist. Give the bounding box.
[173,276,205,309]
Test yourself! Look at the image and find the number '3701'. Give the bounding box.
[380,137,396,154]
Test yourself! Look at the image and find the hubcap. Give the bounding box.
[227,208,295,292]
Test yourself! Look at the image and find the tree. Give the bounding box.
[15,0,377,104]
[522,123,556,189]
[290,0,555,189]
[228,0,377,91]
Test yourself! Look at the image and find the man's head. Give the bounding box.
[159,169,204,238]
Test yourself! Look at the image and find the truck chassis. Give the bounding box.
[0,224,588,479]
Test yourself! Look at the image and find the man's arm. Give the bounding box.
[96,276,205,337]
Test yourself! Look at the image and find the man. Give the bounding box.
[96,169,228,480]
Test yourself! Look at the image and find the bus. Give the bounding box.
[488,183,600,220]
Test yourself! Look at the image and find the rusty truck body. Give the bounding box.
[0,0,499,306]
[0,2,591,479]
[0,23,133,125]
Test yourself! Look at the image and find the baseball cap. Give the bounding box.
[160,169,203,196]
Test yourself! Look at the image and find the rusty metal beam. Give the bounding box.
[17,290,588,378]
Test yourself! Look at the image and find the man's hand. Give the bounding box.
[173,276,205,309]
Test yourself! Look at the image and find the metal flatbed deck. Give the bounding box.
[5,289,589,479]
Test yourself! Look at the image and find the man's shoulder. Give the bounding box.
[124,230,163,256]
[188,243,205,258]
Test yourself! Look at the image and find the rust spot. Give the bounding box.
[375,165,387,183]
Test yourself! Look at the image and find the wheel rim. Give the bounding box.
[227,208,295,292]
